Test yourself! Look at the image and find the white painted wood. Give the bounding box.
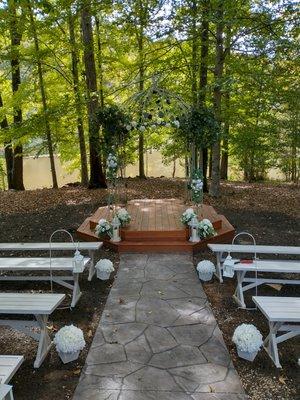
[0,242,102,251]
[0,293,65,314]
[233,262,300,308]
[0,384,13,400]
[0,242,102,281]
[208,244,300,255]
[253,296,300,322]
[0,356,23,384]
[0,258,90,307]
[0,257,90,271]
[234,260,300,273]
[253,296,300,368]
[0,294,65,368]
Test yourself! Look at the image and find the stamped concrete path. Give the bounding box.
[74,253,247,400]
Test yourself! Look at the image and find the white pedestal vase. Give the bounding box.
[237,348,258,362]
[198,271,213,282]
[58,350,80,364]
[96,269,112,280]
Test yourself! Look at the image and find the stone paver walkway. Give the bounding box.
[74,253,247,400]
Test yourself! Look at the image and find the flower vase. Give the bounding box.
[58,350,80,364]
[96,270,111,280]
[198,271,213,282]
[237,348,258,362]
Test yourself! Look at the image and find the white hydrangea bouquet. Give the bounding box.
[54,324,86,364]
[116,208,131,226]
[196,260,216,281]
[181,208,197,225]
[189,169,204,204]
[106,153,118,181]
[232,323,263,361]
[95,258,114,280]
[198,218,215,239]
[95,218,112,238]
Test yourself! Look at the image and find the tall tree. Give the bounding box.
[81,0,106,188]
[210,0,224,197]
[8,0,24,190]
[67,6,88,186]
[0,92,13,188]
[198,0,210,191]
[26,0,58,188]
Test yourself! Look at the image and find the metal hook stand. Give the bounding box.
[231,232,258,311]
[48,230,77,310]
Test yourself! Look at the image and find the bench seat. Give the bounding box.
[253,296,300,367]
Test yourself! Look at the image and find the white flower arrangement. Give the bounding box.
[196,260,216,274]
[95,218,112,237]
[107,153,118,170]
[198,218,215,239]
[95,259,114,274]
[232,324,263,353]
[191,178,203,194]
[54,325,86,354]
[116,208,131,226]
[181,208,197,225]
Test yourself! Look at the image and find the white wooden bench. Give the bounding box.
[0,257,90,308]
[0,355,23,400]
[0,242,102,281]
[253,296,300,368]
[233,259,300,308]
[0,293,65,368]
[208,244,300,282]
[0,384,13,400]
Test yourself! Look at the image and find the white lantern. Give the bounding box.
[73,249,85,273]
[223,254,235,278]
[188,216,200,243]
[111,216,121,242]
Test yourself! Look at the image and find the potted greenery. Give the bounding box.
[116,208,131,226]
[198,218,215,239]
[54,325,86,364]
[180,208,196,226]
[196,260,216,281]
[95,218,112,238]
[95,259,115,280]
[232,323,263,361]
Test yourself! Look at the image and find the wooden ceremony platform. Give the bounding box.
[77,199,235,253]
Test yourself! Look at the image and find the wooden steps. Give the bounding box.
[76,199,235,254]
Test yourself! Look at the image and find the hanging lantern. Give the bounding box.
[188,216,200,243]
[73,249,85,273]
[223,254,235,278]
[111,216,121,242]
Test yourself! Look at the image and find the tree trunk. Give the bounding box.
[81,0,106,188]
[198,0,210,192]
[95,16,104,108]
[137,6,146,179]
[210,0,224,197]
[9,0,24,190]
[68,8,89,186]
[27,0,58,189]
[220,25,231,180]
[0,93,13,189]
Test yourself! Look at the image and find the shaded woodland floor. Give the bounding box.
[0,178,299,399]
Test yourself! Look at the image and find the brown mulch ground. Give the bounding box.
[0,178,299,400]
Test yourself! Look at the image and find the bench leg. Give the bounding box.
[88,250,96,281]
[71,273,82,308]
[233,271,246,308]
[34,314,52,368]
[215,252,223,283]
[264,321,283,368]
